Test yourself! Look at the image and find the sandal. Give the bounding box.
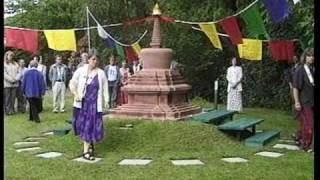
[82,152,95,161]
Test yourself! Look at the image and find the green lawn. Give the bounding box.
[5,94,313,180]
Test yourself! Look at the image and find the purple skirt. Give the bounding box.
[72,75,104,142]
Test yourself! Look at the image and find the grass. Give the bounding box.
[5,93,313,180]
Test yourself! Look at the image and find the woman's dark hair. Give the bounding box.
[300,48,314,64]
[230,57,241,66]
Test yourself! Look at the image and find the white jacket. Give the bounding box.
[226,66,243,92]
[69,64,109,112]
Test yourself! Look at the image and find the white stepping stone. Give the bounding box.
[278,139,295,143]
[72,157,102,164]
[221,157,248,163]
[118,159,152,165]
[14,142,39,146]
[16,147,41,152]
[171,160,204,166]
[36,152,63,159]
[43,132,54,136]
[273,144,300,151]
[119,127,133,130]
[255,151,284,158]
[25,137,47,141]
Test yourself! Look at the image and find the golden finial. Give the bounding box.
[152,3,161,15]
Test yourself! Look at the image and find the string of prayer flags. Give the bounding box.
[44,30,76,51]
[116,43,126,60]
[262,0,291,23]
[237,39,262,60]
[97,24,116,49]
[240,5,268,39]
[199,24,222,50]
[268,40,295,62]
[159,16,176,23]
[5,28,39,54]
[219,17,243,45]
[125,46,138,64]
[132,42,142,56]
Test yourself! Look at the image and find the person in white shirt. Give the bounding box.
[104,55,121,108]
[69,49,109,161]
[17,59,28,113]
[226,57,243,112]
[37,56,47,89]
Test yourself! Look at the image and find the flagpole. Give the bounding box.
[86,6,91,51]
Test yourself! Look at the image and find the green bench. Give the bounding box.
[188,110,237,125]
[218,117,264,140]
[245,131,280,148]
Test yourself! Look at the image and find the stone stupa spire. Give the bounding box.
[150,3,162,48]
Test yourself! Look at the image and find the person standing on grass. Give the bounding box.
[37,56,48,90]
[69,49,109,161]
[77,52,89,69]
[293,48,314,152]
[22,60,46,123]
[17,59,28,113]
[226,57,243,112]
[49,55,67,113]
[118,61,131,105]
[4,50,20,116]
[104,55,121,108]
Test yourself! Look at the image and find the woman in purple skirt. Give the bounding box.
[69,50,109,160]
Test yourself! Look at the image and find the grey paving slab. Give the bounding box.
[16,147,41,152]
[171,160,204,166]
[221,157,248,163]
[273,144,300,150]
[255,151,284,158]
[35,152,63,158]
[14,142,39,146]
[72,157,102,163]
[118,159,152,165]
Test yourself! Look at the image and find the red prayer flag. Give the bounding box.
[125,46,138,64]
[219,17,243,45]
[159,16,175,23]
[5,28,38,54]
[268,40,295,62]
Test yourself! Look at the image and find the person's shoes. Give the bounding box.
[60,110,65,113]
[82,152,95,161]
[53,110,59,113]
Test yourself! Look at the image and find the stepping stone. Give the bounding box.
[118,159,152,165]
[119,127,133,130]
[278,139,295,143]
[171,160,204,166]
[72,157,102,164]
[255,151,284,158]
[273,144,300,151]
[35,152,63,159]
[16,147,41,152]
[25,137,47,141]
[14,142,39,146]
[42,132,54,136]
[221,157,248,163]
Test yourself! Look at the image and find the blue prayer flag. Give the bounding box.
[262,0,291,23]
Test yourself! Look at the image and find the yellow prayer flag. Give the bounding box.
[132,42,141,55]
[237,39,262,60]
[44,30,77,51]
[199,24,222,50]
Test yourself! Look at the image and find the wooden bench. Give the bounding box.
[188,110,237,125]
[245,131,280,148]
[218,117,264,140]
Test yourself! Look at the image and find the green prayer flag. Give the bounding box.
[116,43,125,60]
[240,5,269,39]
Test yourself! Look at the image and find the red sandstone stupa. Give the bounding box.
[111,4,202,120]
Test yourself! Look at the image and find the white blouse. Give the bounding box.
[69,64,109,112]
[226,66,243,92]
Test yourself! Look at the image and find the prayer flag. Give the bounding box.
[262,0,291,23]
[237,39,262,60]
[97,24,116,49]
[5,28,38,54]
[132,42,141,56]
[116,44,125,60]
[159,16,176,23]
[125,46,138,64]
[219,17,243,45]
[268,40,295,62]
[199,24,222,50]
[240,5,268,38]
[44,30,76,51]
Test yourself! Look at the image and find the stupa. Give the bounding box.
[111,4,202,120]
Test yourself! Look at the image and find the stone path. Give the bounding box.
[36,152,63,158]
[171,160,204,166]
[118,159,152,165]
[16,147,41,152]
[221,157,248,163]
[255,151,284,158]
[72,157,102,163]
[273,144,300,151]
[14,142,40,146]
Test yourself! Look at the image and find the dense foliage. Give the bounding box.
[5,0,314,110]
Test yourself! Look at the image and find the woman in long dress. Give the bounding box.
[69,50,109,160]
[226,57,243,112]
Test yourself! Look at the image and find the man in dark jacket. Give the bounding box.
[22,60,46,123]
